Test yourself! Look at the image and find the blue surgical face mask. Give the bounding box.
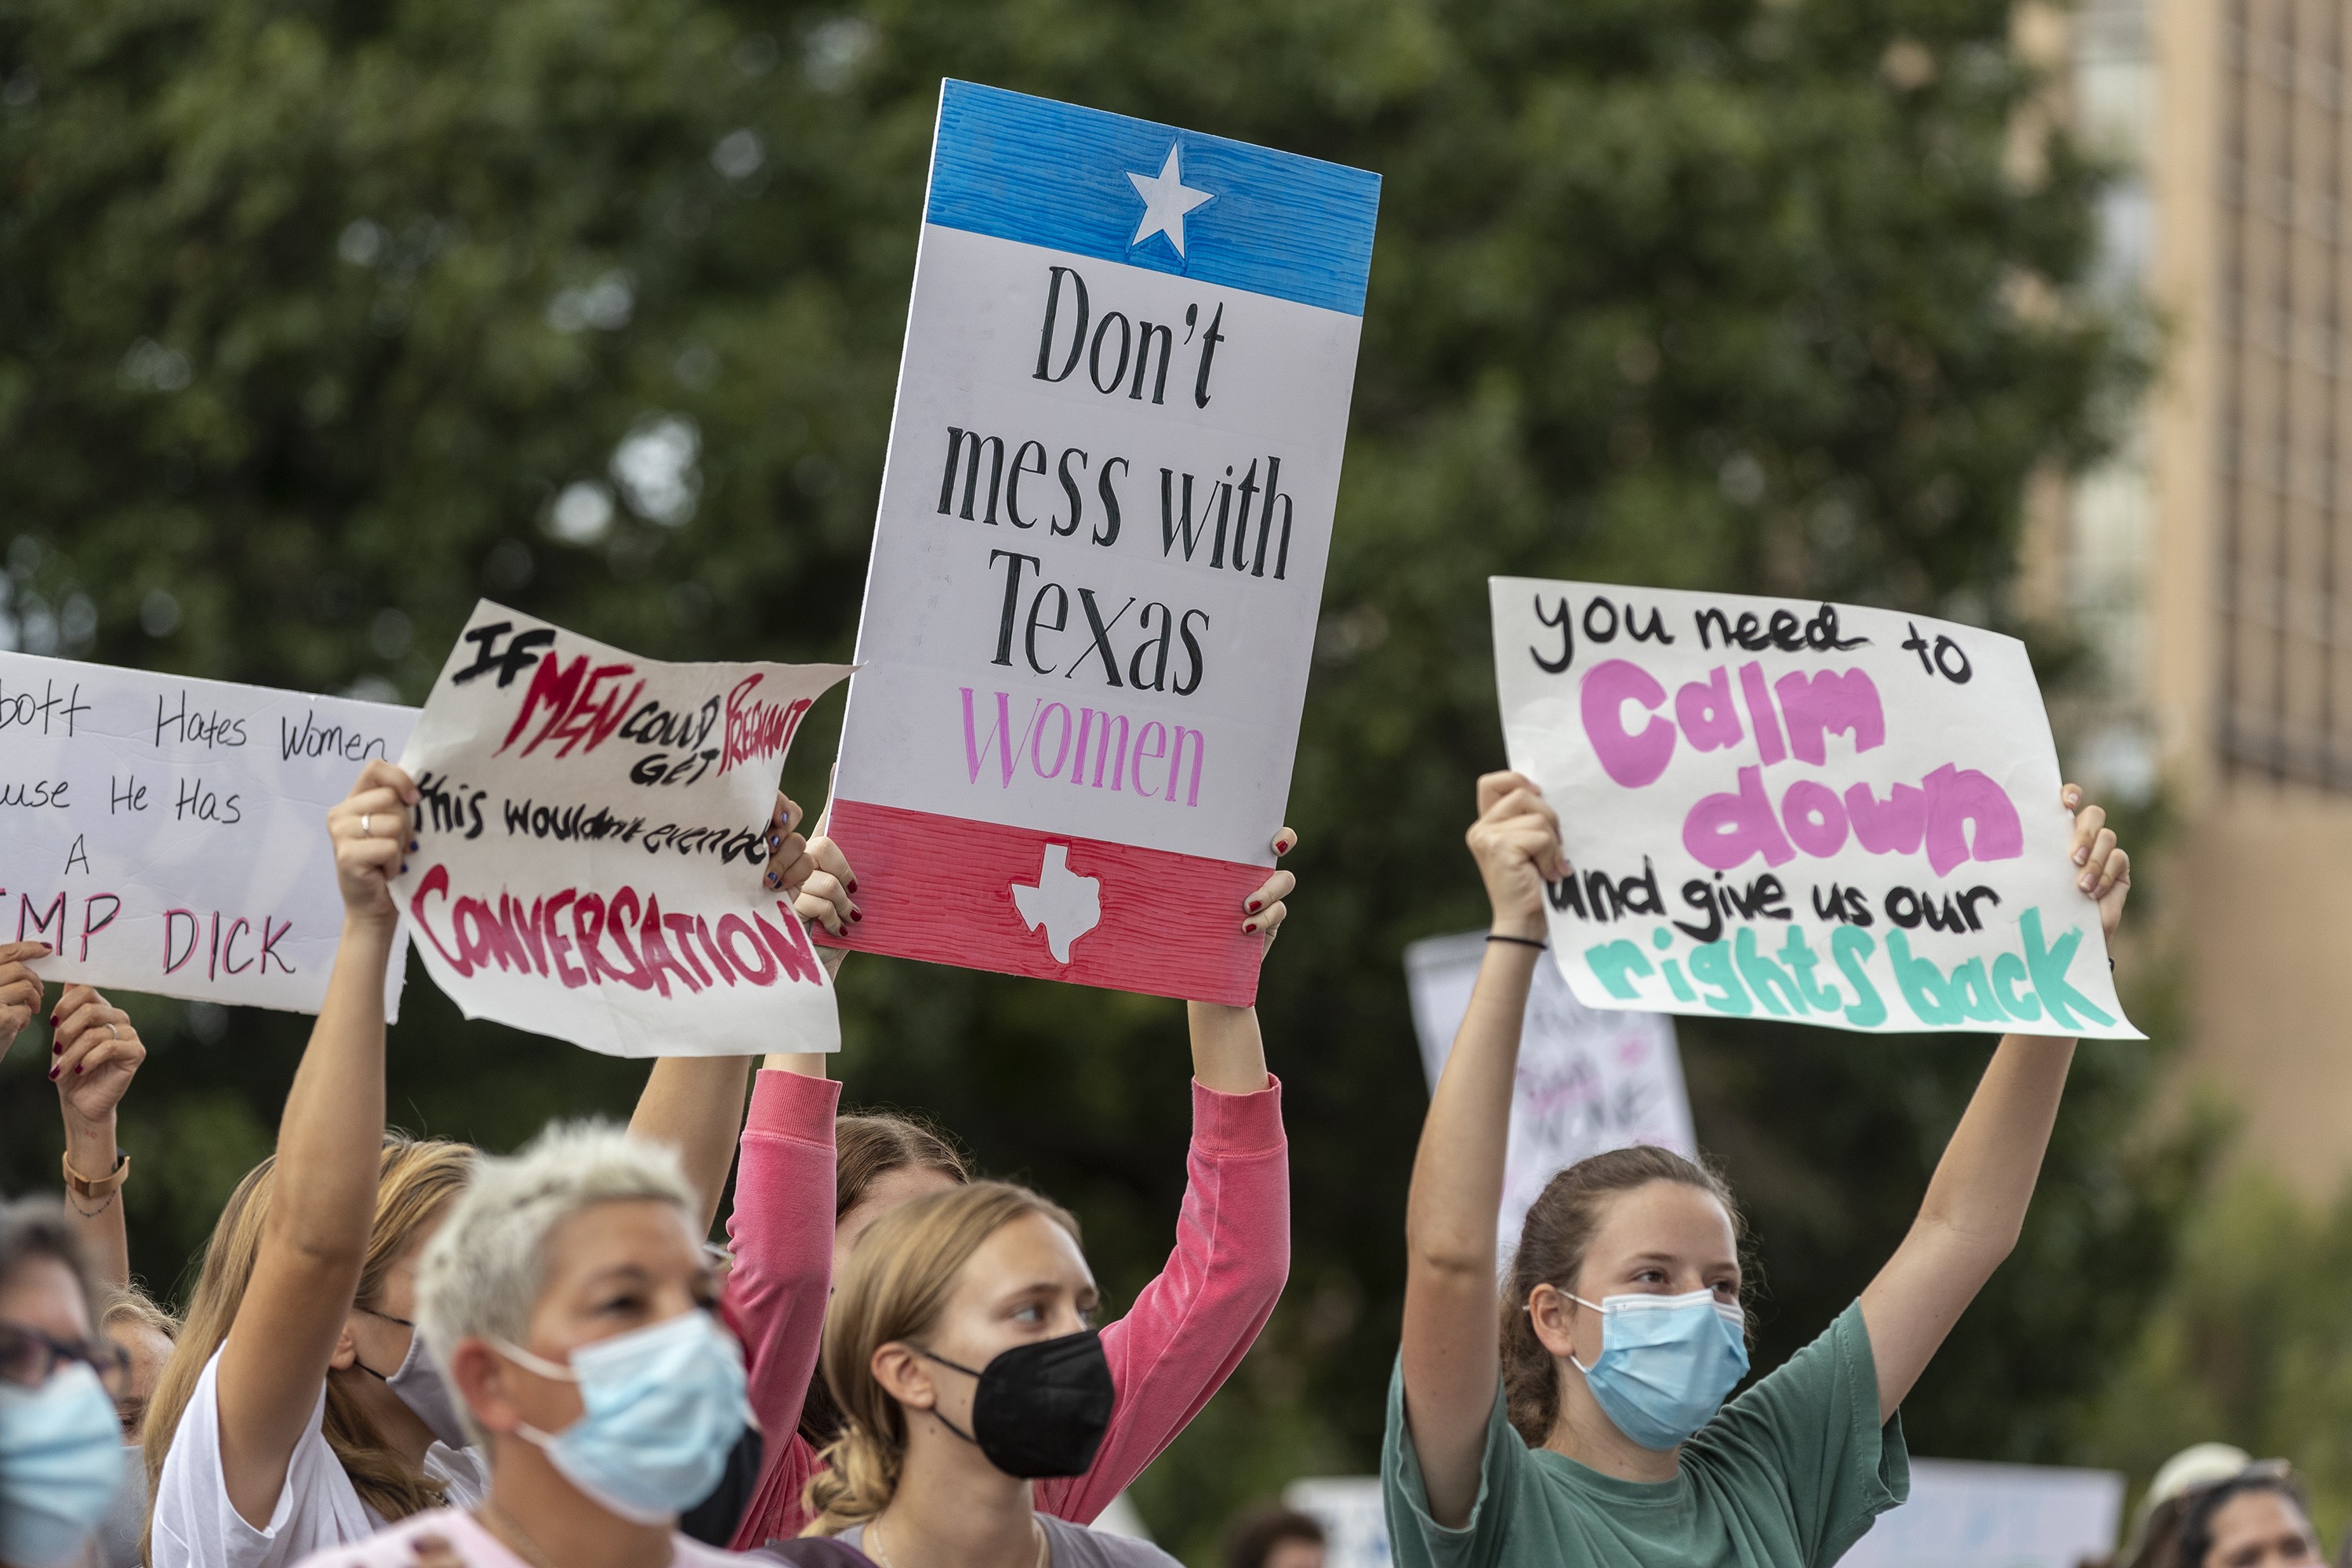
[496,1310,750,1525]
[355,1308,472,1450]
[1566,1287,1748,1451]
[0,1362,129,1568]
[97,1441,150,1568]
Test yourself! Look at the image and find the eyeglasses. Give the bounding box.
[0,1321,132,1399]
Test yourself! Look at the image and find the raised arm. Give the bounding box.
[719,828,860,1550]
[52,984,150,1288]
[1039,834,1297,1523]
[0,947,141,1290]
[1401,772,1566,1528]
[1857,786,2130,1421]
[628,794,813,1233]
[212,760,416,1529]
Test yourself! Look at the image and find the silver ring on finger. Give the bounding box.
[361,813,372,836]
[107,1022,120,1039]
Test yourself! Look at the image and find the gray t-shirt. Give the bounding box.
[834,1512,1179,1568]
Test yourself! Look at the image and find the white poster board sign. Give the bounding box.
[1842,1457,2125,1568]
[1284,1477,1391,1568]
[825,80,1381,1004]
[393,602,851,1057]
[0,651,413,1014]
[1491,580,2137,1039]
[1406,930,1694,1255]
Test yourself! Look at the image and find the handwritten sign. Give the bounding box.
[822,81,1381,1004]
[0,651,413,1014]
[1840,1458,2125,1568]
[1491,580,2138,1039]
[393,602,851,1057]
[1406,930,1694,1256]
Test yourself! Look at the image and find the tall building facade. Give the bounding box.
[2055,0,2352,1192]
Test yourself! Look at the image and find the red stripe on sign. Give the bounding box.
[815,798,1270,1005]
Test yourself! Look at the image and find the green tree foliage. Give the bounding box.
[2076,1160,2352,1545]
[0,0,2185,1555]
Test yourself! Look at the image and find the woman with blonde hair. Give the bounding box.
[144,761,818,1567]
[717,822,1297,1549]
[804,1181,1182,1568]
[93,1284,178,1568]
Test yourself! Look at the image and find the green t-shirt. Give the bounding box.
[1382,1301,1909,1568]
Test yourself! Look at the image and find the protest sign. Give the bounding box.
[1491,580,2139,1039]
[1840,1458,2124,1568]
[824,80,1381,1004]
[1406,929,1695,1255]
[0,651,413,1014]
[1283,1478,1392,1568]
[393,601,851,1057]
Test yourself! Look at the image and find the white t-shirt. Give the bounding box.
[287,1508,753,1567]
[151,1349,487,1568]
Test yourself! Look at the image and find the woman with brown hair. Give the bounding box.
[800,1181,1183,1568]
[1386,771,2134,1568]
[2114,1449,2321,1568]
[1,1196,133,1568]
[719,825,1297,1549]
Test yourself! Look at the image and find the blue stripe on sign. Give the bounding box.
[925,80,1381,318]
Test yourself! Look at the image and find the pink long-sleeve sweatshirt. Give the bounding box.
[723,1069,1290,1551]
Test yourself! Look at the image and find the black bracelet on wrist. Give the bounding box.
[1486,932,1548,950]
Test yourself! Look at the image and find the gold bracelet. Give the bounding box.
[63,1149,129,1201]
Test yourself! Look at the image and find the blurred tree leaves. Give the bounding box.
[2077,1162,2352,1545]
[0,0,2188,1558]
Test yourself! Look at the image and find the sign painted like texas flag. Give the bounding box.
[823,80,1381,1004]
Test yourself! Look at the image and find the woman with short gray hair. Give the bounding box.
[289,1122,762,1567]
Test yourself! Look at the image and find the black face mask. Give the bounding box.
[914,1330,1114,1479]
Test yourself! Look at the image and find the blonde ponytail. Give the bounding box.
[800,1181,1078,1535]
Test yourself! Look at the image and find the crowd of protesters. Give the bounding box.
[6,756,2287,1568]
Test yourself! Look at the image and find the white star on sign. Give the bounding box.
[1126,143,1214,257]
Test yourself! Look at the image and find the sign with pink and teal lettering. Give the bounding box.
[1490,579,2138,1039]
[822,81,1380,1004]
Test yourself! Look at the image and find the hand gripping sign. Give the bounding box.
[393,602,852,1057]
[824,80,1381,1004]
[0,651,414,1013]
[1490,579,2140,1039]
